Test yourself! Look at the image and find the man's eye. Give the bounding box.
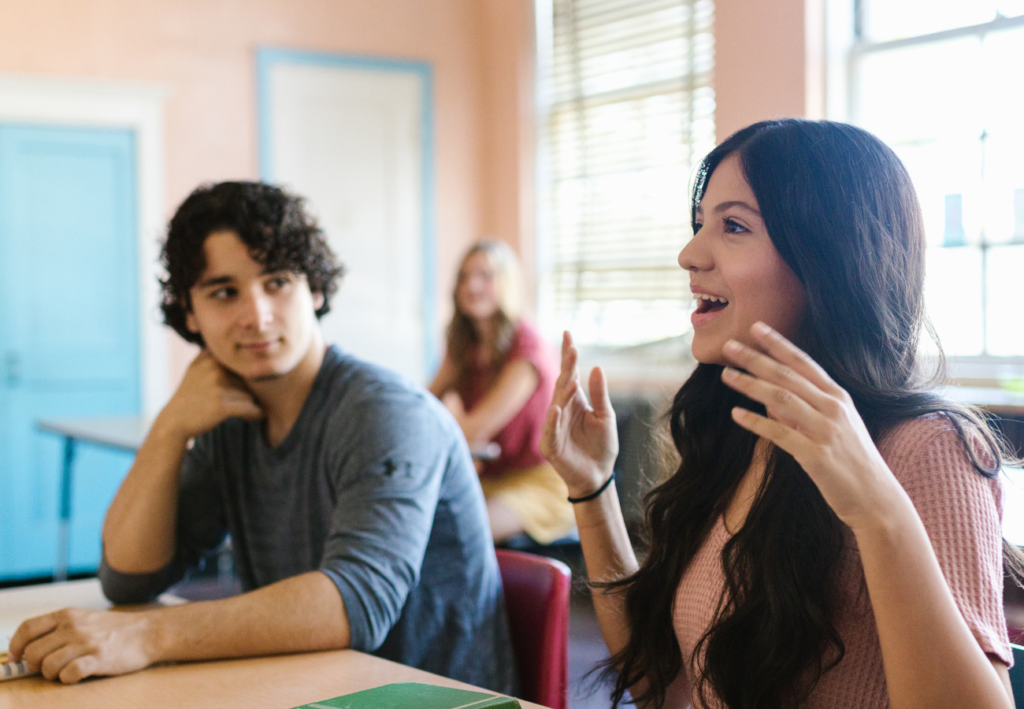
[268,276,290,290]
[693,221,704,234]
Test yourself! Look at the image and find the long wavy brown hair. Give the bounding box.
[446,240,525,382]
[599,120,1019,709]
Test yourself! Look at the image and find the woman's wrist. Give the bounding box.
[565,466,616,501]
[568,471,616,503]
[846,482,919,543]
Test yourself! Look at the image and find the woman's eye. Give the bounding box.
[693,221,704,234]
[211,288,235,300]
[724,218,747,234]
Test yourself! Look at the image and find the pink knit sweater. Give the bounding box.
[671,414,1012,708]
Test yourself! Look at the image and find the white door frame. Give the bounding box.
[257,48,437,378]
[0,73,170,417]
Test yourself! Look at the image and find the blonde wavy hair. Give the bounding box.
[446,240,525,376]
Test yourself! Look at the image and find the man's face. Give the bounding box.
[185,230,324,381]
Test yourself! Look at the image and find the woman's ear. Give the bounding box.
[313,291,325,311]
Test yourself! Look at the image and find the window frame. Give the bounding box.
[826,0,1024,379]
[533,0,715,358]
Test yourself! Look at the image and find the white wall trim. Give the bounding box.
[805,0,827,120]
[0,72,170,417]
[824,0,857,121]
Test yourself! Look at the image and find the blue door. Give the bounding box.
[0,124,139,581]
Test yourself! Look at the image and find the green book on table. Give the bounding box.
[293,682,522,709]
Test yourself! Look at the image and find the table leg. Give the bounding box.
[55,436,76,583]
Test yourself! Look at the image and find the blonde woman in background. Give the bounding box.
[430,240,575,544]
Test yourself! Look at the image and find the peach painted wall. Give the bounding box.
[714,0,814,142]
[476,0,538,310]
[0,0,813,388]
[0,0,539,387]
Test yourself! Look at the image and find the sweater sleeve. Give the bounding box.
[883,415,1012,666]
[98,433,228,604]
[317,395,449,652]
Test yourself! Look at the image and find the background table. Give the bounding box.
[0,579,541,709]
[35,417,151,582]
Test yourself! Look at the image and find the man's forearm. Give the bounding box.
[146,571,350,663]
[102,414,190,573]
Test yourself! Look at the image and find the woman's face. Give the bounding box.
[679,153,807,365]
[455,251,500,321]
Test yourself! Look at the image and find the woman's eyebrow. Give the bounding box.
[713,200,761,216]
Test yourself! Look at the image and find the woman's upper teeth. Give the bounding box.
[696,293,729,303]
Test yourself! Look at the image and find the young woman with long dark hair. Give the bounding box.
[541,119,1018,708]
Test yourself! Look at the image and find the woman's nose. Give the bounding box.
[678,230,712,272]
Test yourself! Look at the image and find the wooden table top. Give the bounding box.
[0,580,542,709]
[0,649,543,709]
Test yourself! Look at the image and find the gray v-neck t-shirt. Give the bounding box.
[99,345,517,694]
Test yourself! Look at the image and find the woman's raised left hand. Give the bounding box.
[720,321,905,533]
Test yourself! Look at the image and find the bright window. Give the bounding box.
[851,2,1024,357]
[536,0,715,347]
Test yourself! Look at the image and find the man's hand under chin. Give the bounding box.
[163,350,264,441]
[8,608,158,684]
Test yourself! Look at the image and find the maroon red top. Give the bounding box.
[458,321,557,478]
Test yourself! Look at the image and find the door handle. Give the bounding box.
[5,351,20,387]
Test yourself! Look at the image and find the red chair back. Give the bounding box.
[496,549,572,709]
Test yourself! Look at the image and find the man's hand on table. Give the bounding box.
[6,573,352,685]
[8,608,156,684]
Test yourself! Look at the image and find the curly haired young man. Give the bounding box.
[8,182,517,694]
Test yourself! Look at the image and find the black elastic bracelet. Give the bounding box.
[567,472,615,504]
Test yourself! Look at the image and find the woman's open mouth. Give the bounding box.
[694,293,729,314]
[692,292,729,326]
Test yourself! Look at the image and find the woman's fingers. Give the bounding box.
[731,406,814,460]
[541,402,561,454]
[554,331,592,411]
[588,366,614,418]
[722,366,826,439]
[749,322,845,398]
[559,331,577,379]
[554,332,580,406]
[553,332,571,390]
[722,338,835,414]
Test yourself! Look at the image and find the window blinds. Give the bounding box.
[541,0,715,346]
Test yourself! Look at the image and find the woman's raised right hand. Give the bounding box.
[540,331,619,498]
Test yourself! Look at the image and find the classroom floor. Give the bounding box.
[567,590,614,709]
